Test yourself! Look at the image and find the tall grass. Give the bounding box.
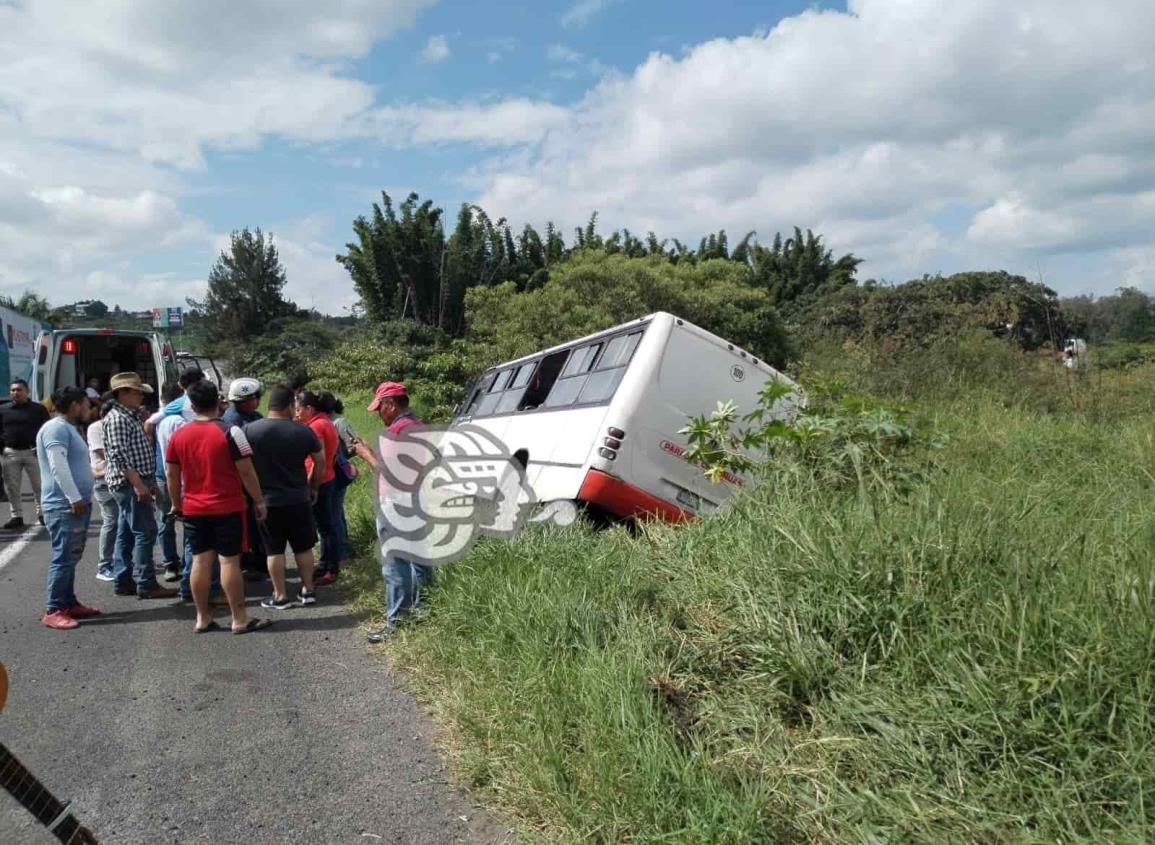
[337,368,1155,842]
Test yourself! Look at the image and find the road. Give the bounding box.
[0,496,510,845]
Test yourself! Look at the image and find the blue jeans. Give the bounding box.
[93,482,119,571]
[45,508,91,612]
[314,481,340,574]
[112,486,160,592]
[333,482,351,562]
[179,530,221,598]
[154,481,180,566]
[383,555,434,628]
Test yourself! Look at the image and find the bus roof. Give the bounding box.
[480,312,783,379]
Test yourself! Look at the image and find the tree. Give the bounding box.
[464,252,792,368]
[336,192,445,327]
[195,228,297,356]
[0,291,54,322]
[743,228,861,312]
[85,300,109,318]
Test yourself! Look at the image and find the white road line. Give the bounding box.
[0,524,43,571]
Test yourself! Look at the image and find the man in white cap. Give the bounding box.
[103,372,177,600]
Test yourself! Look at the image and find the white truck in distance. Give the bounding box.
[453,312,800,523]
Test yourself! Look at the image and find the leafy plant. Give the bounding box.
[681,379,945,491]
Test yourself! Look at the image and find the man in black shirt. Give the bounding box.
[244,384,325,609]
[1,379,50,529]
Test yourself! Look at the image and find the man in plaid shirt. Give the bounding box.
[104,373,178,599]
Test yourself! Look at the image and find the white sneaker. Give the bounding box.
[297,589,317,606]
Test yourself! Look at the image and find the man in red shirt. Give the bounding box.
[294,390,340,586]
[165,380,271,635]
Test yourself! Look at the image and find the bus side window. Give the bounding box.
[475,369,512,416]
[577,331,643,405]
[542,342,602,409]
[495,361,537,414]
[519,350,569,410]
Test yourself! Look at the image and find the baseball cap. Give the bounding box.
[368,381,408,411]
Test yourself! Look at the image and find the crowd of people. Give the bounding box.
[10,368,428,642]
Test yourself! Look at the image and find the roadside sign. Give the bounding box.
[152,307,184,328]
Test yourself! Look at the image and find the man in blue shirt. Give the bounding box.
[37,387,98,630]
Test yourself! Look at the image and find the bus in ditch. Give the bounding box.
[452,312,801,523]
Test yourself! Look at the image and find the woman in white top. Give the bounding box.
[87,400,120,582]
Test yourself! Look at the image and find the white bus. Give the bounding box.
[31,328,179,408]
[453,312,800,523]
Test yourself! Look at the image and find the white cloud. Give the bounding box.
[475,0,1155,294]
[420,34,451,64]
[561,0,617,30]
[370,99,570,147]
[269,215,360,313]
[547,44,584,64]
[0,0,435,306]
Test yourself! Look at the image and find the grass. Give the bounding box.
[333,368,1155,843]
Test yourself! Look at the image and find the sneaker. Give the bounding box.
[3,517,25,530]
[67,603,101,619]
[96,566,115,582]
[42,610,79,630]
[314,571,337,587]
[162,563,181,582]
[297,589,317,607]
[137,586,179,600]
[260,595,293,611]
[366,624,395,644]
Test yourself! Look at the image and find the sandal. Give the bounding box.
[194,620,221,634]
[232,617,272,635]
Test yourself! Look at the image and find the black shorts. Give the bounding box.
[184,513,245,557]
[258,501,317,555]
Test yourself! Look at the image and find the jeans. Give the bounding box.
[179,530,221,598]
[333,482,351,562]
[153,481,180,566]
[112,485,160,592]
[2,447,41,520]
[45,508,91,612]
[383,555,434,628]
[93,482,119,571]
[314,480,339,574]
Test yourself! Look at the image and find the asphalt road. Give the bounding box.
[0,494,511,845]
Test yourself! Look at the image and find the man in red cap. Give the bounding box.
[355,382,429,643]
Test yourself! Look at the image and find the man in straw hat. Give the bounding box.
[103,372,177,600]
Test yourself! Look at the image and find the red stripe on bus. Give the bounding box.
[577,469,692,524]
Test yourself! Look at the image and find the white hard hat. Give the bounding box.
[227,377,263,401]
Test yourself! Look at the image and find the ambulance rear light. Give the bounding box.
[607,426,625,440]
[139,341,150,355]
[597,447,617,461]
[604,437,622,450]
[61,338,77,355]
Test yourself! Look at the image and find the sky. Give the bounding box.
[1,0,1153,315]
